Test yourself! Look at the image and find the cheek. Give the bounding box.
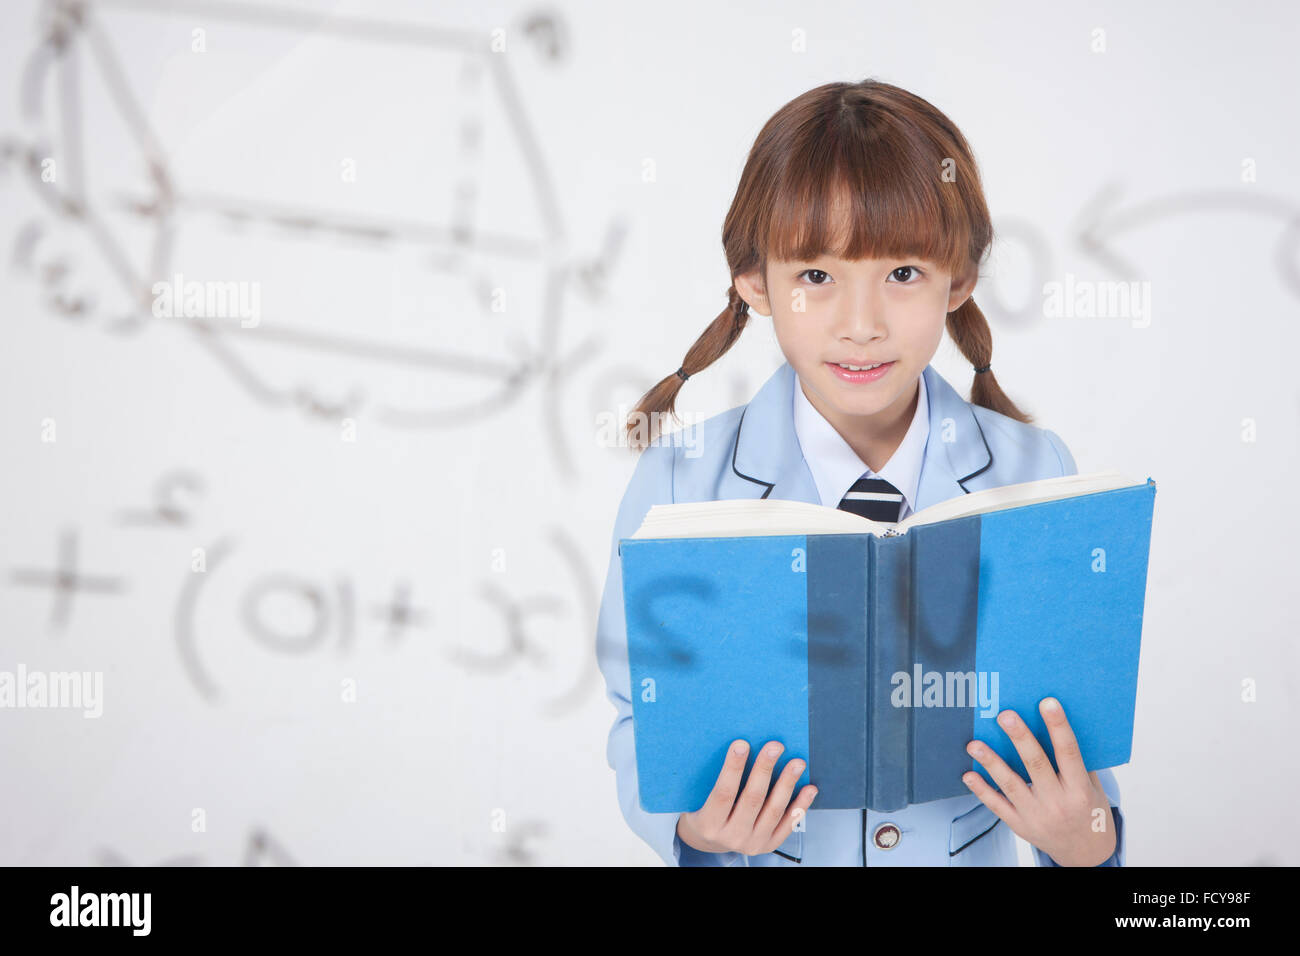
[922,315,948,349]
[771,310,818,354]
[903,303,949,350]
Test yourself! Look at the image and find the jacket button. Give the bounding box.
[872,823,901,849]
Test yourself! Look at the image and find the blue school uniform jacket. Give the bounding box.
[595,360,1126,866]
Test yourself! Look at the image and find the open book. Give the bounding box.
[618,472,1156,814]
[630,470,1146,539]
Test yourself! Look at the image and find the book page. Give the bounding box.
[629,498,882,538]
[628,471,1146,540]
[897,471,1143,530]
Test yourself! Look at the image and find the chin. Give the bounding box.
[821,378,913,413]
[839,399,895,418]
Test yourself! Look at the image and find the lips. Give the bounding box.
[826,360,894,383]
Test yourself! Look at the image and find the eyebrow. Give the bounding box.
[788,254,931,267]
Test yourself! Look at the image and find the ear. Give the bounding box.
[947,266,978,313]
[732,269,770,317]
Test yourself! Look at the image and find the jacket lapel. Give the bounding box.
[914,364,994,511]
[719,361,993,512]
[718,362,819,504]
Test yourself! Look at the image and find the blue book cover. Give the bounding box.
[618,477,1157,813]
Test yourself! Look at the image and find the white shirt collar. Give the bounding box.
[792,370,929,517]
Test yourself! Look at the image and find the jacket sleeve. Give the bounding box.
[1033,768,1126,867]
[595,441,746,867]
[1033,429,1126,866]
[1041,427,1078,478]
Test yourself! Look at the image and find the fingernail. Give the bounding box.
[997,711,1014,728]
[1042,697,1060,712]
[732,741,747,755]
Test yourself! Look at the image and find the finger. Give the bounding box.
[753,755,806,841]
[767,784,819,851]
[961,770,1023,834]
[995,708,1062,796]
[1088,770,1112,803]
[727,740,785,831]
[1039,697,1090,792]
[696,739,751,827]
[966,738,1033,811]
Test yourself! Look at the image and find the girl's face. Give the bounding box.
[734,255,976,438]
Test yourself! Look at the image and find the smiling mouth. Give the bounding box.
[825,360,895,383]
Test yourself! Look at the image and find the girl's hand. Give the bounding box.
[676,739,818,856]
[962,697,1118,867]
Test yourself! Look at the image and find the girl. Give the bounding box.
[595,79,1124,866]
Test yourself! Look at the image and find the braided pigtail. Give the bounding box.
[624,285,751,452]
[945,295,1033,424]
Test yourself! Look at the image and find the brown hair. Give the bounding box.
[626,78,1033,451]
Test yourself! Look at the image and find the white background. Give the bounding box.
[0,0,1295,865]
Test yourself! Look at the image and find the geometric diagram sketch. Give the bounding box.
[446,526,600,717]
[969,192,1300,334]
[492,817,546,866]
[114,469,205,528]
[94,827,298,866]
[3,467,603,713]
[95,820,553,865]
[1073,182,1300,302]
[1,0,627,477]
[175,525,601,714]
[95,819,554,865]
[8,526,128,629]
[459,817,548,867]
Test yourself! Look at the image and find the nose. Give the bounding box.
[834,285,887,344]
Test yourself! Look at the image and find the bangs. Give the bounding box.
[761,128,975,277]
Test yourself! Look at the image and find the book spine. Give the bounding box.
[867,532,914,811]
[866,519,985,811]
[805,534,870,810]
[907,517,984,806]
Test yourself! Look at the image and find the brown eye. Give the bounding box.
[890,266,922,283]
[798,269,831,285]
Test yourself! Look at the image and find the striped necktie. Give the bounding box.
[837,475,905,524]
